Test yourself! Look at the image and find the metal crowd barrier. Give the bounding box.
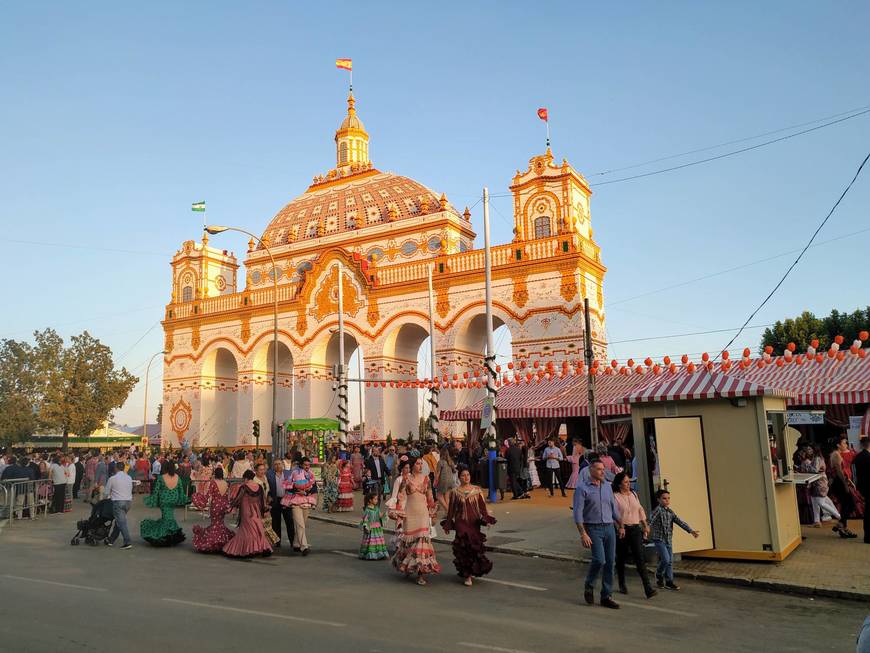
[1,478,53,526]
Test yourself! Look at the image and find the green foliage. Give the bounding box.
[760,307,870,355]
[156,402,163,426]
[0,329,138,449]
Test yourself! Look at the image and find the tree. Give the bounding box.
[0,339,39,447]
[156,403,163,427]
[33,329,138,450]
[760,307,870,355]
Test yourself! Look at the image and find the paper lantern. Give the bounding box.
[836,351,846,361]
[830,342,840,353]
[644,357,653,367]
[681,354,689,365]
[508,362,514,369]
[775,358,784,367]
[653,365,662,375]
[795,357,803,366]
[611,359,618,368]
[827,349,835,358]
[787,342,796,352]
[722,351,730,360]
[668,363,677,373]
[764,345,773,355]
[463,371,469,379]
[520,361,527,369]
[663,356,671,365]
[756,360,764,369]
[701,352,710,362]
[365,382,371,388]
[810,339,819,349]
[859,331,869,341]
[815,353,824,363]
[834,335,844,345]
[627,358,635,368]
[533,360,539,369]
[706,362,714,371]
[687,362,696,372]
[743,348,751,358]
[851,344,860,354]
[592,359,600,368]
[859,349,867,359]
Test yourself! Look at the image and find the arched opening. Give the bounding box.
[379,322,430,441]
[200,347,239,447]
[252,341,293,446]
[182,286,193,302]
[447,314,514,439]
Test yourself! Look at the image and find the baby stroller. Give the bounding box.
[71,499,115,546]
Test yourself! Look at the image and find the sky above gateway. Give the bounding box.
[1,2,868,427]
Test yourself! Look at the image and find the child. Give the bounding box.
[647,489,699,591]
[359,492,389,560]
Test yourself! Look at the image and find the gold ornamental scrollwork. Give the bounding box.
[164,330,174,354]
[190,325,201,351]
[435,284,450,319]
[240,315,251,344]
[560,269,577,302]
[367,296,380,327]
[513,276,529,309]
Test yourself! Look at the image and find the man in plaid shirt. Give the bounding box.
[647,489,699,590]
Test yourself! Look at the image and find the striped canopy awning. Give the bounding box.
[440,372,656,421]
[625,368,792,403]
[726,355,870,406]
[441,355,870,421]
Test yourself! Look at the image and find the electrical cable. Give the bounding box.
[716,150,870,360]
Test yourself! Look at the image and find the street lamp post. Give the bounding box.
[143,350,167,451]
[205,225,281,459]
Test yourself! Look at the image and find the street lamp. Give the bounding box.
[143,350,167,450]
[205,225,281,459]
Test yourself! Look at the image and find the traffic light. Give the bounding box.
[252,419,260,441]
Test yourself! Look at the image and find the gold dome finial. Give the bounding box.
[463,206,471,221]
[335,91,369,170]
[439,193,448,211]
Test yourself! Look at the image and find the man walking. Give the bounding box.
[267,459,294,548]
[573,460,622,609]
[854,436,870,544]
[103,464,133,549]
[365,446,387,497]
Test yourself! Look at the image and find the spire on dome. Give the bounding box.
[335,91,370,170]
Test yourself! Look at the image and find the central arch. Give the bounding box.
[199,347,239,447]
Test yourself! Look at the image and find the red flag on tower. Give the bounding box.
[537,107,548,122]
[335,58,352,71]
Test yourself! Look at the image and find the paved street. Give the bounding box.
[0,500,866,652]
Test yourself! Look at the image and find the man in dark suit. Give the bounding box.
[364,445,387,497]
[854,436,870,544]
[506,437,528,500]
[266,459,294,548]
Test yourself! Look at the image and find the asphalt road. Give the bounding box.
[0,501,866,653]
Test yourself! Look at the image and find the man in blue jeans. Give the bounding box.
[103,466,134,550]
[573,460,622,609]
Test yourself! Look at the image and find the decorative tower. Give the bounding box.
[334,92,370,171]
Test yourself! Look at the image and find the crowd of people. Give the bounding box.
[3,430,867,607]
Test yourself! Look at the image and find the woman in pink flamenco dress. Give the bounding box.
[222,470,272,559]
[566,449,583,489]
[191,468,235,553]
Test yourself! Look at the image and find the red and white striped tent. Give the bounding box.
[624,367,793,403]
[441,371,656,420]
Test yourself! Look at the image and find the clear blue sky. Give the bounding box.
[2,2,868,426]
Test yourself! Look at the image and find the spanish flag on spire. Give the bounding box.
[335,58,352,71]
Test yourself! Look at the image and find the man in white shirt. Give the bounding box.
[151,457,162,479]
[103,466,134,549]
[49,456,67,513]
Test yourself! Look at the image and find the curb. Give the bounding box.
[309,513,870,603]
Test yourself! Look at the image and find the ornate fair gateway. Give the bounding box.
[161,94,607,448]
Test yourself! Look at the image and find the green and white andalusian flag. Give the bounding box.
[191,201,206,212]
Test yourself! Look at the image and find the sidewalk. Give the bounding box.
[310,488,870,602]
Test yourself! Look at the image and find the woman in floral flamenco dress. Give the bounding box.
[222,470,272,559]
[441,467,497,586]
[392,458,441,585]
[140,460,189,546]
[190,467,235,553]
[335,460,354,512]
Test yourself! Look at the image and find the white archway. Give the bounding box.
[200,347,239,447]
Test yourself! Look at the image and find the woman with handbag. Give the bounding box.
[391,457,441,585]
[612,472,656,598]
[385,457,411,556]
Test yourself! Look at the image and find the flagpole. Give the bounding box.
[546,120,550,149]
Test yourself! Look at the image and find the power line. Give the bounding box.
[1,238,166,257]
[590,110,870,187]
[609,323,773,345]
[588,103,870,177]
[717,150,870,360]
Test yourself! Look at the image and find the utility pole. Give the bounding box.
[584,297,599,447]
[483,187,499,503]
[336,263,349,443]
[427,264,439,442]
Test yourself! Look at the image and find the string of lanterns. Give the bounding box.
[265,331,868,390]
